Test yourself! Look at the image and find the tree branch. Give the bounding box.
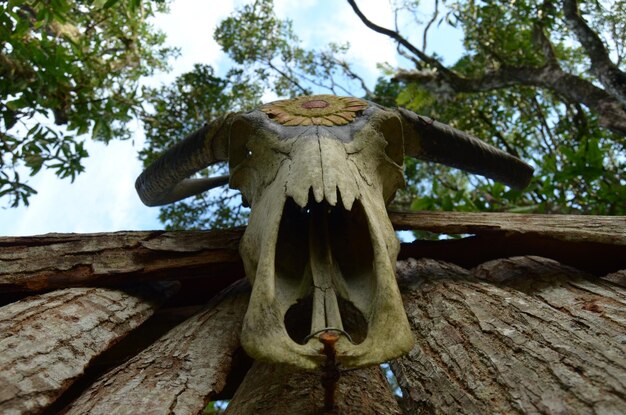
[394,65,626,136]
[346,0,453,77]
[334,58,374,98]
[264,59,310,95]
[397,44,423,69]
[532,22,559,67]
[347,0,626,136]
[476,110,520,157]
[562,0,626,107]
[422,0,439,52]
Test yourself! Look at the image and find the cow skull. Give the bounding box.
[136,95,533,370]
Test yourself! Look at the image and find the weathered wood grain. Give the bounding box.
[389,211,626,245]
[225,361,402,415]
[605,269,626,287]
[0,283,177,415]
[392,257,626,414]
[2,213,624,295]
[395,212,626,275]
[0,229,244,294]
[62,280,250,415]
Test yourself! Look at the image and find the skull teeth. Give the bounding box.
[278,197,370,346]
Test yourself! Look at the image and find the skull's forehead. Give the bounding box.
[229,97,405,208]
[244,95,381,142]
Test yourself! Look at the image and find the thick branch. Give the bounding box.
[225,361,401,414]
[356,0,626,135]
[64,280,249,415]
[532,22,559,66]
[394,65,626,136]
[393,257,626,414]
[563,0,626,107]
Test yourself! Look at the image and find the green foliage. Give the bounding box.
[150,0,395,229]
[396,83,626,214]
[139,64,262,229]
[10,0,621,222]
[149,0,624,230]
[202,400,228,414]
[214,0,369,97]
[0,0,174,206]
[389,0,626,215]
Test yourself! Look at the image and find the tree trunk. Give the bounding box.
[0,212,624,414]
[393,257,626,414]
[62,280,250,415]
[225,361,402,415]
[0,283,177,415]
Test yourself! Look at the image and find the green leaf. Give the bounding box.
[101,0,121,9]
[5,98,28,111]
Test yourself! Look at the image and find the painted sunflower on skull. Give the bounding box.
[261,95,368,126]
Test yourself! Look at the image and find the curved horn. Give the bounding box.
[398,108,534,189]
[136,113,237,206]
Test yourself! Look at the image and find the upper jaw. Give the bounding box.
[239,187,414,370]
[233,125,413,369]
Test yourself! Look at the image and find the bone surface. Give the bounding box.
[136,94,534,370]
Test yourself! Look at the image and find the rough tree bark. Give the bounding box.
[62,280,250,415]
[0,212,624,414]
[0,283,177,414]
[393,257,625,414]
[225,361,402,415]
[562,0,626,107]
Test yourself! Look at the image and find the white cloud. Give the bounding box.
[1,1,238,236]
[1,0,465,236]
[145,0,237,86]
[0,132,160,236]
[273,0,397,90]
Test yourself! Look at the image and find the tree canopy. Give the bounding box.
[0,0,173,206]
[3,0,625,225]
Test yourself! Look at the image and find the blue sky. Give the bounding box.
[0,0,463,236]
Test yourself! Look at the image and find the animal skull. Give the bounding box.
[136,95,533,370]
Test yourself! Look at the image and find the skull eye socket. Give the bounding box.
[228,118,253,171]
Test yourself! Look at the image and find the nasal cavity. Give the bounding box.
[301,99,329,110]
[284,296,368,345]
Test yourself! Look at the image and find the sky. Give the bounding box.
[0,0,463,236]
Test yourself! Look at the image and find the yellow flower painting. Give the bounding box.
[261,95,368,126]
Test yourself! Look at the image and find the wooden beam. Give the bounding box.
[393,212,626,275]
[389,211,626,245]
[0,229,245,294]
[1,213,624,294]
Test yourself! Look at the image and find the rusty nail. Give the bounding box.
[319,331,340,411]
